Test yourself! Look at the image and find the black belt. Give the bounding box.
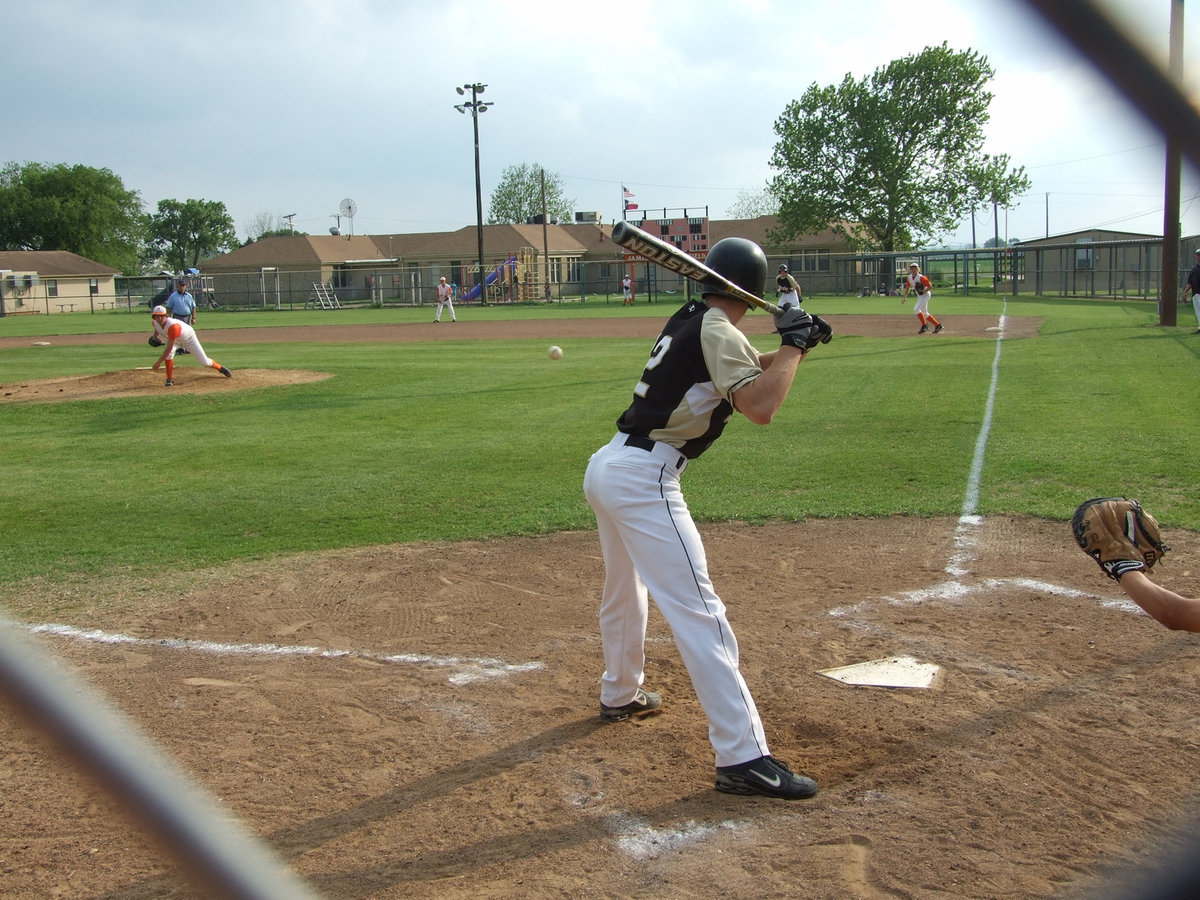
[624,434,655,451]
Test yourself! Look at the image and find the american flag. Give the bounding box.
[622,186,635,198]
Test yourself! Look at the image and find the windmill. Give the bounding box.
[339,198,357,236]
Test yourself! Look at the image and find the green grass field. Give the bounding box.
[2,295,1197,593]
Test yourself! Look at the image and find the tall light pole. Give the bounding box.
[455,83,493,305]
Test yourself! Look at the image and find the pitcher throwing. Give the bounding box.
[149,305,232,386]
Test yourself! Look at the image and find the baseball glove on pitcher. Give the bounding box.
[1071,497,1169,580]
[148,336,164,347]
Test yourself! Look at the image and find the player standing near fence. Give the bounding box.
[901,262,942,334]
[1183,248,1200,334]
[435,277,456,323]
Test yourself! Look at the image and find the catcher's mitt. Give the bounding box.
[1071,497,1169,580]
[148,336,164,347]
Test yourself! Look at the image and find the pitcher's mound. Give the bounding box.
[0,369,331,404]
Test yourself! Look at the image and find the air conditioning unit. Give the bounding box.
[575,211,601,223]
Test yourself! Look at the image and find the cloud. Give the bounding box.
[6,0,1199,243]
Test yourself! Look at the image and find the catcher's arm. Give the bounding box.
[1118,570,1200,632]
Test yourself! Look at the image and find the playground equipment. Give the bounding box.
[467,255,523,303]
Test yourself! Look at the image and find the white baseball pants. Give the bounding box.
[583,433,770,767]
[168,333,214,367]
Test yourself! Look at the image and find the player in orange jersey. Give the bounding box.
[901,262,943,334]
[149,305,232,387]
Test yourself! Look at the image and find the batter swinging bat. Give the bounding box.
[611,220,783,316]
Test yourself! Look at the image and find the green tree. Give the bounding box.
[0,161,147,272]
[726,188,780,220]
[148,198,238,271]
[768,43,1030,252]
[243,211,307,242]
[487,163,574,225]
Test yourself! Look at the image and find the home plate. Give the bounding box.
[818,655,943,689]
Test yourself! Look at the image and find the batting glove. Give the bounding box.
[774,306,815,351]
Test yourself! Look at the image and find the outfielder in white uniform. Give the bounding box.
[901,262,942,333]
[583,237,820,801]
[150,305,232,387]
[435,276,456,322]
[622,274,634,305]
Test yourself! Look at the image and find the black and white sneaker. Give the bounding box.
[219,365,232,378]
[600,688,662,722]
[918,324,929,334]
[715,755,818,800]
[933,324,944,334]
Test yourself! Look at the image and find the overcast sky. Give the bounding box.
[8,0,1200,248]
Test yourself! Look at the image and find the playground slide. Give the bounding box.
[466,257,517,302]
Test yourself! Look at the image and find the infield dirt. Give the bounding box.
[3,312,1197,900]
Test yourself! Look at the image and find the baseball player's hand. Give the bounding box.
[807,314,833,349]
[774,306,815,351]
[148,336,163,347]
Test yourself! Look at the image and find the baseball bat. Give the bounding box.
[611,220,782,315]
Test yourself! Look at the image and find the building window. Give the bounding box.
[46,280,58,298]
[1075,240,1094,271]
[801,250,830,272]
[566,257,581,282]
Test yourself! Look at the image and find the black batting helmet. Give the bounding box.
[702,237,767,306]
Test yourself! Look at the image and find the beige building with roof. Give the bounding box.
[197,216,852,307]
[0,251,121,315]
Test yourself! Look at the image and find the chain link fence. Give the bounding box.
[110,236,1191,313]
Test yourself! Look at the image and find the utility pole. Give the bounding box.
[1161,0,1184,325]
[454,83,493,306]
[540,168,551,300]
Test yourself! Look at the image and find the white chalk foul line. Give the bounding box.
[960,306,1007,519]
[613,815,743,860]
[831,306,1141,620]
[20,623,544,685]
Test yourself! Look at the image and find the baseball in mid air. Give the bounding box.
[548,345,563,360]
